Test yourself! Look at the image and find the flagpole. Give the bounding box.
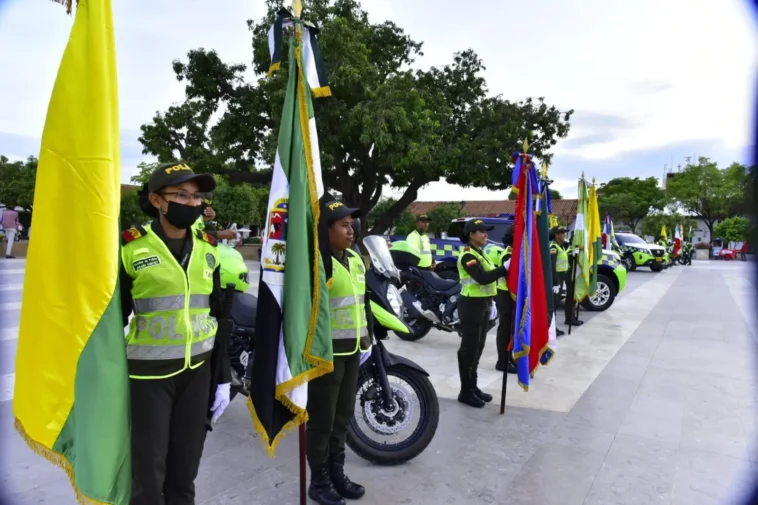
[500,304,515,415]
[290,2,307,503]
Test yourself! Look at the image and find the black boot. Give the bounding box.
[329,451,365,500]
[472,374,493,403]
[308,464,346,505]
[457,360,485,408]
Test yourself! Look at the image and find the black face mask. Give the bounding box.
[163,201,203,229]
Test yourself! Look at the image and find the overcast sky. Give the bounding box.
[0,0,755,199]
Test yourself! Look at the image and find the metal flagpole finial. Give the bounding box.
[592,177,596,185]
[523,138,529,154]
[541,162,548,179]
[292,0,303,17]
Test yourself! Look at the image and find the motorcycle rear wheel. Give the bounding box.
[394,315,433,341]
[347,366,439,465]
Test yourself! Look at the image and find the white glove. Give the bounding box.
[210,383,231,423]
[503,259,511,270]
[552,285,560,294]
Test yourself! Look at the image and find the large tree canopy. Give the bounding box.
[665,157,749,235]
[138,0,573,235]
[0,155,37,210]
[597,176,666,233]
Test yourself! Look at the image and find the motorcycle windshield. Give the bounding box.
[363,235,401,281]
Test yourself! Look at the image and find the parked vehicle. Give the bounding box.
[614,232,667,272]
[222,238,439,466]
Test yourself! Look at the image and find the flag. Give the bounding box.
[248,14,333,456]
[602,215,612,250]
[13,1,131,503]
[661,224,668,241]
[674,225,683,256]
[536,170,557,353]
[572,178,591,302]
[587,183,602,296]
[507,152,552,391]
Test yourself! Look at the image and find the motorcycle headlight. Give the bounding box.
[386,284,403,317]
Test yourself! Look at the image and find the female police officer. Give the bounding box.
[121,162,231,505]
[307,199,372,505]
[457,219,507,408]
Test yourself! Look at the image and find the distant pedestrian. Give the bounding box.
[2,207,19,258]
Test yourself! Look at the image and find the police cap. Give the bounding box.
[148,162,216,195]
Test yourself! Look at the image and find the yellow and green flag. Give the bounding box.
[587,183,603,296]
[572,178,591,302]
[14,0,131,503]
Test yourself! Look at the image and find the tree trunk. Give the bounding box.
[367,179,426,235]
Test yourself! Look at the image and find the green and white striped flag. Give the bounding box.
[572,179,591,302]
[248,14,334,456]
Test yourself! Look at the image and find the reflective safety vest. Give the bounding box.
[551,241,569,272]
[457,245,497,298]
[121,224,219,379]
[330,248,371,356]
[408,230,433,268]
[486,245,512,292]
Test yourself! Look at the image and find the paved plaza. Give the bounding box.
[1,258,757,504]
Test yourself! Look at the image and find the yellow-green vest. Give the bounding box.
[122,224,219,379]
[457,245,497,297]
[551,240,569,272]
[330,248,371,356]
[408,230,432,268]
[487,245,512,292]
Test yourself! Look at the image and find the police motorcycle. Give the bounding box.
[220,230,439,466]
[388,241,497,341]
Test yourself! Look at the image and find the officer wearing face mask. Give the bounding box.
[120,162,231,505]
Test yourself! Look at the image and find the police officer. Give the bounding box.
[307,200,371,505]
[407,214,434,270]
[550,227,571,333]
[457,219,507,408]
[486,227,517,373]
[120,163,232,505]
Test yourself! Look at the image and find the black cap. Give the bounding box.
[417,214,431,222]
[551,226,567,234]
[322,200,361,225]
[148,162,216,195]
[463,219,494,236]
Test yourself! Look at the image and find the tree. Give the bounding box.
[713,216,752,244]
[129,161,162,185]
[427,203,462,237]
[0,155,37,210]
[212,181,260,227]
[392,210,417,236]
[508,188,562,200]
[138,0,573,236]
[120,189,147,228]
[665,157,746,236]
[597,176,666,233]
[640,212,697,240]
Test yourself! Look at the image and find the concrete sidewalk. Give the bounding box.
[2,261,756,504]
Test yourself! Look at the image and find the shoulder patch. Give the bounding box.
[196,229,217,246]
[121,226,146,245]
[465,259,478,267]
[463,246,471,252]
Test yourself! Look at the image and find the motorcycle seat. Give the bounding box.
[231,292,258,329]
[415,268,459,293]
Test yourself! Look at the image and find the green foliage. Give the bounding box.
[665,157,748,234]
[393,210,417,236]
[0,155,37,210]
[138,0,573,235]
[426,202,463,237]
[597,177,666,233]
[120,189,147,228]
[508,188,562,200]
[640,212,697,240]
[129,161,162,185]
[713,216,752,243]
[250,186,270,228]
[212,181,259,226]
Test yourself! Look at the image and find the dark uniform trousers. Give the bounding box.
[130,362,211,505]
[562,260,575,322]
[555,271,568,320]
[495,290,513,367]
[457,296,492,388]
[306,352,361,468]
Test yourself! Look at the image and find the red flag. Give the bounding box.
[507,159,550,378]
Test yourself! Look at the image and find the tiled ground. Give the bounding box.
[1,259,756,504]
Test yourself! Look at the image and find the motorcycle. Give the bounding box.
[220,237,439,466]
[389,241,497,341]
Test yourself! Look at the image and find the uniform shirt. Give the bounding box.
[119,221,230,384]
[332,249,374,350]
[459,244,507,296]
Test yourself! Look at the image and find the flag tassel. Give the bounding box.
[14,419,109,505]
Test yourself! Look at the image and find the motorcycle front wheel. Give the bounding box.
[347,365,439,465]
